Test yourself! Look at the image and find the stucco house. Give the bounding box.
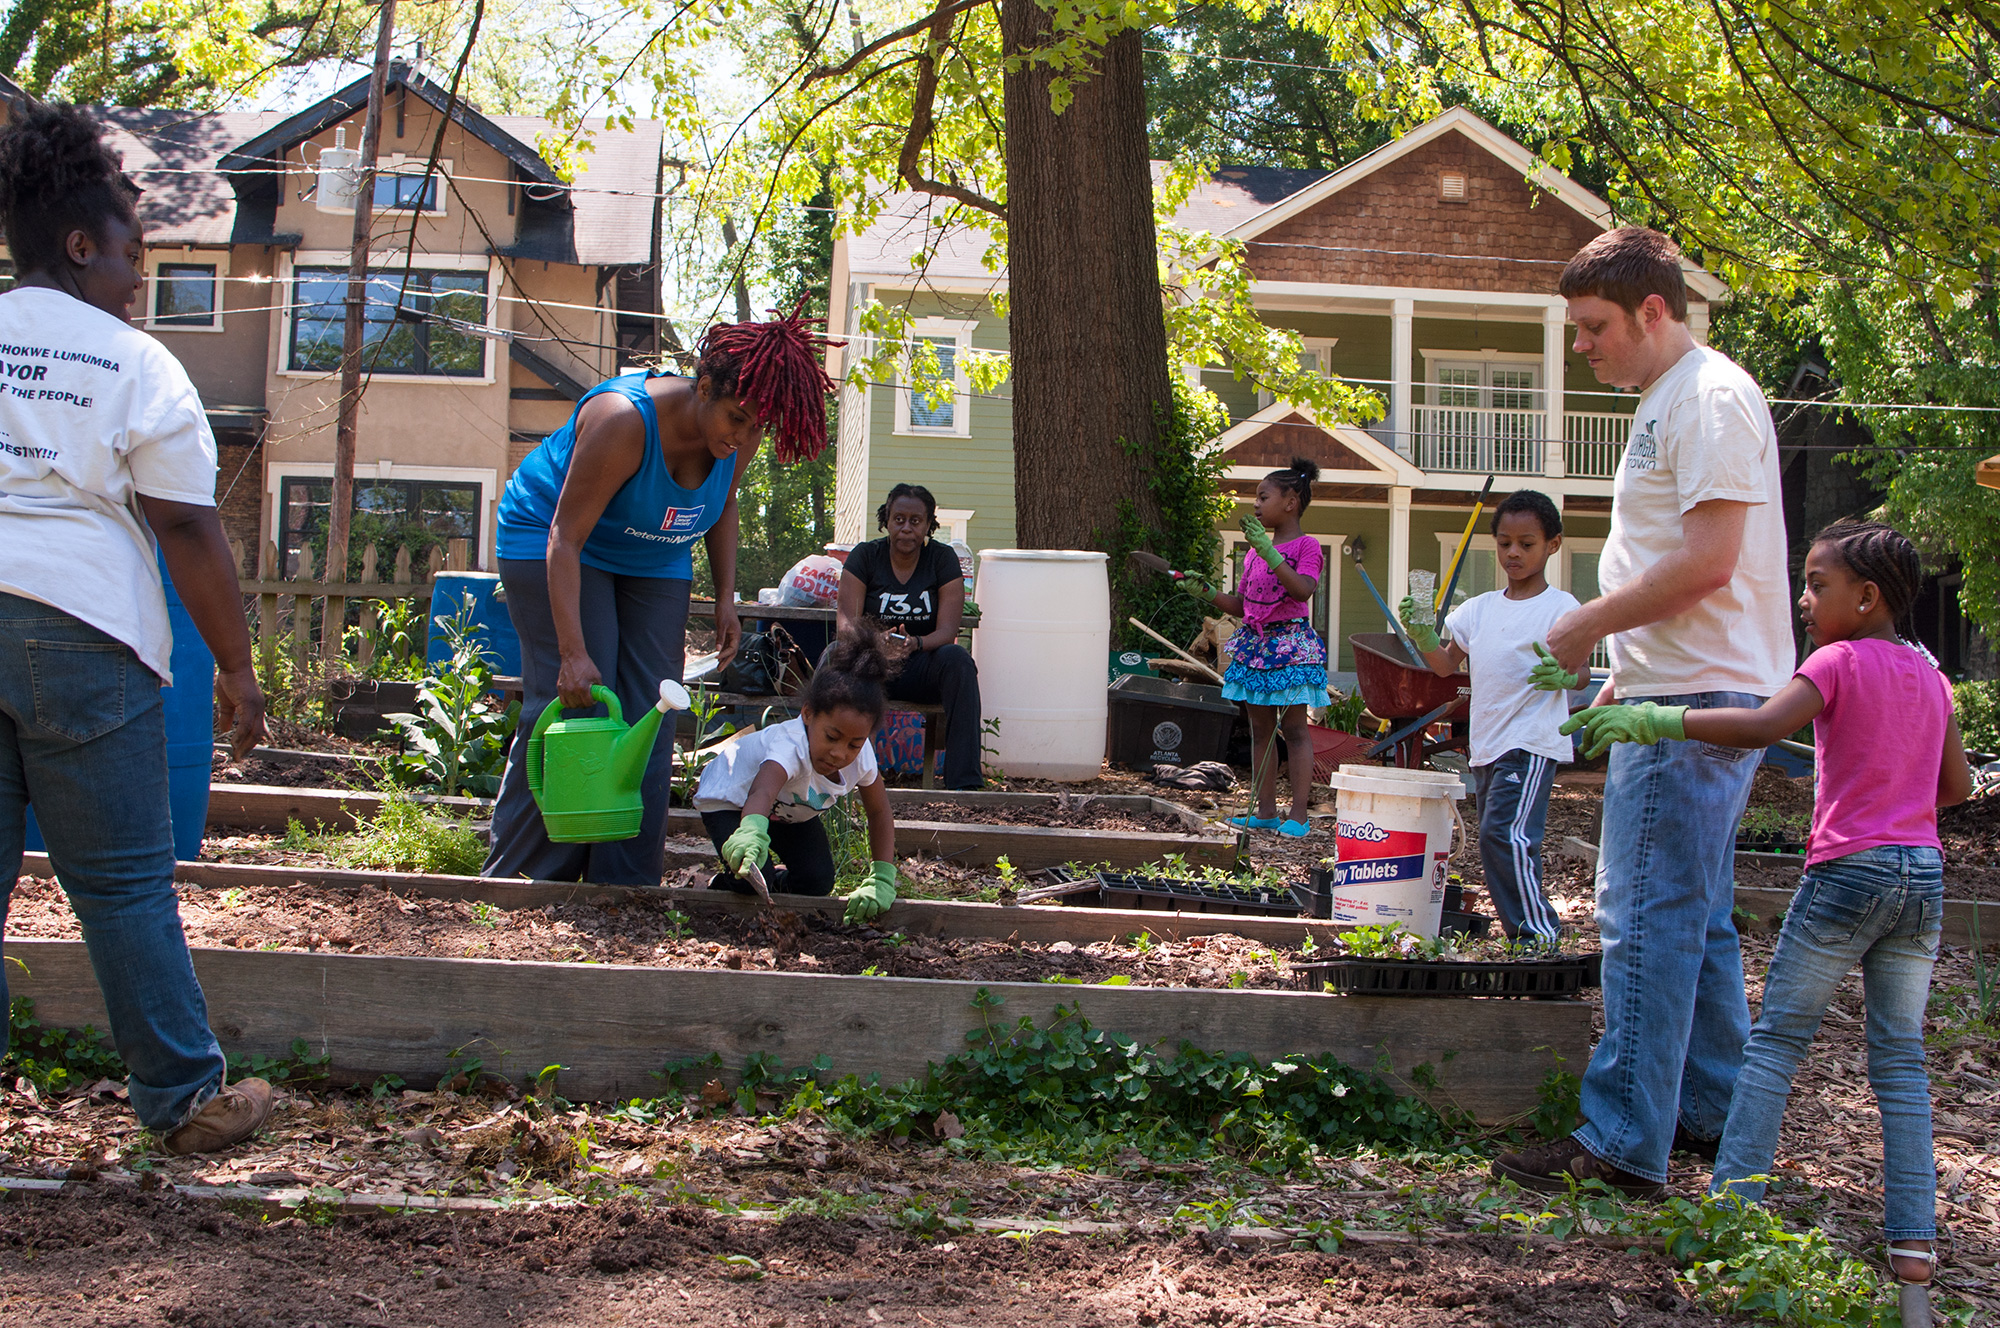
[827,108,1733,679]
[40,65,666,576]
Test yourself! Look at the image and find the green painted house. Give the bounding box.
[826,108,1729,682]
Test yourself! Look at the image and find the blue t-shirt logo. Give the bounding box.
[661,505,705,537]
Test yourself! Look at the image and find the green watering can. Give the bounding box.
[525,679,692,843]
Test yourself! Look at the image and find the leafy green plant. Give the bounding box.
[347,597,426,681]
[1738,807,1809,840]
[329,783,487,876]
[228,1038,331,1086]
[1317,689,1369,738]
[766,993,1463,1171]
[472,901,500,929]
[1530,1051,1582,1140]
[383,596,519,798]
[3,997,125,1094]
[672,684,738,806]
[1111,375,1235,649]
[281,817,315,851]
[1335,923,1445,961]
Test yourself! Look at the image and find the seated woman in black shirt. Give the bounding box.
[837,483,983,789]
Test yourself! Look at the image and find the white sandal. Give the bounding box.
[1887,1242,1936,1328]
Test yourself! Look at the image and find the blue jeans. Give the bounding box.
[1711,846,1942,1239]
[1473,749,1563,943]
[0,593,226,1130]
[1576,691,1762,1183]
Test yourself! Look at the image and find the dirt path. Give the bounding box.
[0,1187,1726,1328]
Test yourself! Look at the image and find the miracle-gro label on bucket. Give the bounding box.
[1332,819,1447,923]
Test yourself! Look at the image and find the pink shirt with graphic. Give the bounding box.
[1240,535,1322,632]
[1794,638,1954,866]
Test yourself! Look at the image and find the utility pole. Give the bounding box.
[325,0,398,627]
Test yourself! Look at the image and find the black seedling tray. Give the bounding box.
[1089,872,1307,918]
[1290,956,1589,998]
[1734,832,1807,855]
[1439,909,1492,939]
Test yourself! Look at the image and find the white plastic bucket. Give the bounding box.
[1328,764,1464,938]
[971,550,1109,780]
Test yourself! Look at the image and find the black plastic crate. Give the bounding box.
[1093,872,1306,918]
[1105,674,1240,769]
[1289,956,1590,998]
[1439,909,1492,939]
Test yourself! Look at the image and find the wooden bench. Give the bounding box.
[492,677,952,790]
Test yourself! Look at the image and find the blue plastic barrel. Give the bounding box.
[426,571,521,677]
[25,553,213,861]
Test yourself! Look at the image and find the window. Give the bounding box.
[1418,355,1546,474]
[278,476,482,578]
[0,260,14,294]
[288,267,489,377]
[152,262,217,328]
[374,170,440,212]
[894,318,975,436]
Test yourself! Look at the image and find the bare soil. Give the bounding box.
[1,873,1305,991]
[897,799,1196,835]
[0,1186,1729,1328]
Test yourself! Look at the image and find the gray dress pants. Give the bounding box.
[483,558,689,885]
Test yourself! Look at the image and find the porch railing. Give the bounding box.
[1410,407,1635,478]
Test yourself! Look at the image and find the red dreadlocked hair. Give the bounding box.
[695,298,842,463]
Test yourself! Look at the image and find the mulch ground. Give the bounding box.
[0,1185,1728,1328]
[897,798,1195,835]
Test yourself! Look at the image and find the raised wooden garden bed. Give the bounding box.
[203,783,1234,871]
[2,935,1589,1123]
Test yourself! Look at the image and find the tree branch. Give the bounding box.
[896,12,1006,219]
[804,0,996,85]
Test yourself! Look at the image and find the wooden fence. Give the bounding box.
[232,538,472,675]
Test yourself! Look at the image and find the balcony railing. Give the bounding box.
[1411,406,1635,478]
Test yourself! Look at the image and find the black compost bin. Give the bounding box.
[1105,674,1240,769]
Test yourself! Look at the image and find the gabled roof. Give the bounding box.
[1226,106,1729,303]
[98,108,294,245]
[218,62,561,186]
[1210,400,1423,488]
[0,72,33,114]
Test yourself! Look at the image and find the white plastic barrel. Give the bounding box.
[1327,764,1464,938]
[971,550,1109,780]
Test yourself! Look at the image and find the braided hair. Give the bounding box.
[0,103,140,274]
[1263,456,1320,510]
[1811,518,1924,642]
[695,297,842,463]
[802,624,890,726]
[875,482,940,535]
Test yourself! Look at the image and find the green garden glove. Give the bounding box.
[1528,642,1581,692]
[1397,595,1440,653]
[1560,703,1689,760]
[843,861,898,924]
[1176,574,1214,602]
[720,814,771,877]
[1240,515,1284,570]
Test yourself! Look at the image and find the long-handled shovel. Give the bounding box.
[1435,474,1496,621]
[1349,543,1427,667]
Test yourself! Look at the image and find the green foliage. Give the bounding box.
[3,997,124,1095]
[1738,807,1809,838]
[228,1038,331,1087]
[1955,680,2000,755]
[1531,1053,1582,1140]
[1111,375,1235,652]
[1319,689,1370,737]
[330,783,488,877]
[769,996,1463,1171]
[1494,1182,1980,1326]
[347,599,427,683]
[383,596,519,798]
[672,684,739,806]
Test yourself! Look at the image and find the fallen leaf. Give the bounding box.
[935,1111,964,1141]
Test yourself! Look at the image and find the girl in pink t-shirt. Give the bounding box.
[1563,519,1972,1306]
[1182,457,1328,837]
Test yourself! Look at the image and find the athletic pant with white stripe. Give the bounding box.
[1471,749,1563,943]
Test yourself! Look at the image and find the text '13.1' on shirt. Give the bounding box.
[842,537,962,640]
[0,287,218,681]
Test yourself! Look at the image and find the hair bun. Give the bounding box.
[1287,456,1322,484]
[825,624,889,684]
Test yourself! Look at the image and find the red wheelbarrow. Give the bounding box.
[1349,632,1470,769]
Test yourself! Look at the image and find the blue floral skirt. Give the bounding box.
[1222,618,1329,709]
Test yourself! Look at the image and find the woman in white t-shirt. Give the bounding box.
[0,105,269,1155]
[695,628,901,923]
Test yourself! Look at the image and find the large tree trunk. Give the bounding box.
[1002,8,1173,550]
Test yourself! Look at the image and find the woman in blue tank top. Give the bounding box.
[486,313,837,886]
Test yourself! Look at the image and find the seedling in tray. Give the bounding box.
[1297,923,1594,999]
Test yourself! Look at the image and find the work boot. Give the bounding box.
[1671,1123,1721,1163]
[160,1078,274,1157]
[1491,1134,1665,1199]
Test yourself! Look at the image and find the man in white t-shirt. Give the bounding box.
[0,106,269,1156]
[1492,228,1793,1198]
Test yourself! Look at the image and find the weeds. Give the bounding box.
[672,684,738,806]
[228,1038,331,1087]
[328,783,487,876]
[3,997,124,1094]
[472,901,500,929]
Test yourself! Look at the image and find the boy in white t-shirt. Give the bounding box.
[1401,490,1589,944]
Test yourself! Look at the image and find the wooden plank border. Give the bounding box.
[1556,837,2000,949]
[205,784,1236,870]
[1,938,1590,1124]
[20,854,1353,947]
